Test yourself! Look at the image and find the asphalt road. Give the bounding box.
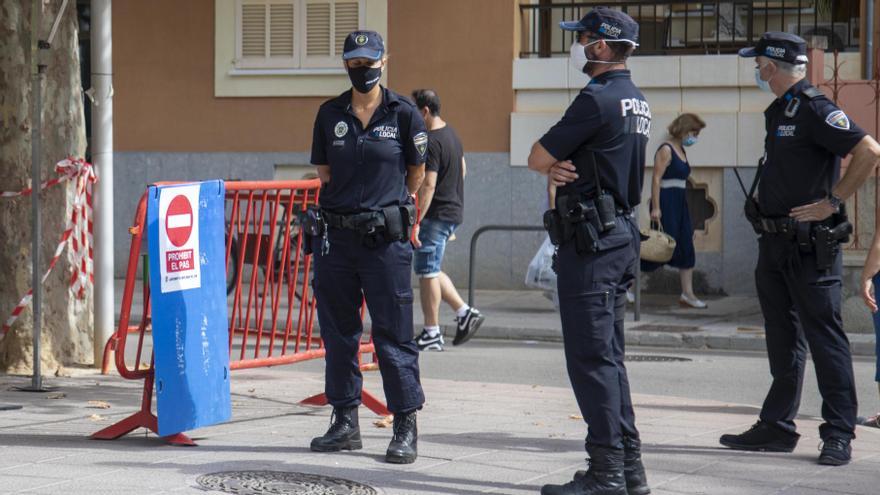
[413,340,880,424]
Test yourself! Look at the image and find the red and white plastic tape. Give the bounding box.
[1,158,97,334]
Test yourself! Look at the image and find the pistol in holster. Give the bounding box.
[560,195,602,255]
[813,205,852,272]
[299,205,325,255]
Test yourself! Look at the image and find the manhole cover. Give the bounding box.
[196,471,379,495]
[625,354,692,362]
[630,324,700,333]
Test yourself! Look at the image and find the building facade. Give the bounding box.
[110,0,879,306]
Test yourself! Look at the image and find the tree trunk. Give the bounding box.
[0,0,91,373]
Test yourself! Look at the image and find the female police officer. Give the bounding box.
[308,30,428,464]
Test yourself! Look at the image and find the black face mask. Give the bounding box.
[347,65,382,94]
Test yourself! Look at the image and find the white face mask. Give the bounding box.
[571,38,630,76]
[755,65,773,93]
[569,41,590,73]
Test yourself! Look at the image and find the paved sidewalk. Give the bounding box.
[114,280,877,357]
[1,365,879,495]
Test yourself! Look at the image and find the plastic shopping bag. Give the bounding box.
[525,236,557,291]
[525,236,559,308]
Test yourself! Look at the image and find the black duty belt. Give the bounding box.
[318,204,417,248]
[755,216,798,236]
[321,210,384,232]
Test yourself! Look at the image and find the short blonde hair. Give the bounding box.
[667,113,706,139]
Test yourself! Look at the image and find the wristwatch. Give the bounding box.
[827,194,842,212]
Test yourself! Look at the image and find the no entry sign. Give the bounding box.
[157,185,201,293]
[165,195,193,247]
[147,180,230,436]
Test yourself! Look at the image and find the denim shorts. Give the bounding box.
[413,218,458,278]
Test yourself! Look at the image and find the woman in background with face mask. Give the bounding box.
[308,30,428,464]
[642,113,708,309]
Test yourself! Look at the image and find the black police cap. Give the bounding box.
[738,31,808,65]
[343,30,384,61]
[559,7,639,45]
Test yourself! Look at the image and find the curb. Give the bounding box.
[441,323,878,357]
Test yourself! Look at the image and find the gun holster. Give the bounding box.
[543,209,564,246]
[811,202,852,272]
[561,197,600,255]
[299,206,325,255]
[744,197,762,235]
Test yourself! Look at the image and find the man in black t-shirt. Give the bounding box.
[411,89,484,352]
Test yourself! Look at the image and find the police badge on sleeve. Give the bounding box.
[413,132,428,156]
[825,110,851,130]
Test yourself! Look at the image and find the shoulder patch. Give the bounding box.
[802,87,824,100]
[413,132,428,156]
[825,110,851,130]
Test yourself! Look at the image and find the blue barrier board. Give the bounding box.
[147,180,231,436]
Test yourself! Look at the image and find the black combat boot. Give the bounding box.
[541,445,626,495]
[385,411,418,464]
[310,406,362,452]
[719,421,799,452]
[622,437,650,495]
[574,437,650,495]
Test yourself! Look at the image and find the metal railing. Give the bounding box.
[520,1,861,57]
[818,51,880,254]
[467,225,545,308]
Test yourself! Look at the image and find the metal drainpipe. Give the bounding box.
[91,0,114,367]
[867,0,875,79]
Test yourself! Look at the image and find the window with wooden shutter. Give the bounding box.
[303,0,364,68]
[236,0,298,69]
[236,0,364,70]
[334,2,360,56]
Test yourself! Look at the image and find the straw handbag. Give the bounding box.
[640,221,676,263]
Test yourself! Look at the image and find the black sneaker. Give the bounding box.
[719,421,799,452]
[818,437,852,466]
[453,308,484,346]
[416,329,444,351]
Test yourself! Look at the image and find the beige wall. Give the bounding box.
[387,0,515,152]
[115,0,515,153]
[114,0,328,152]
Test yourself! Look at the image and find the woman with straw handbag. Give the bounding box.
[641,113,707,308]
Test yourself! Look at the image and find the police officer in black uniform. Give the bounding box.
[308,30,428,464]
[721,32,880,466]
[528,9,651,495]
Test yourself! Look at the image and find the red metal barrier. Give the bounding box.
[93,180,388,445]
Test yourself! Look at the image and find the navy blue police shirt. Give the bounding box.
[311,87,428,213]
[759,79,866,217]
[539,70,651,209]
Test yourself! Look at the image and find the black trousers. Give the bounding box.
[755,234,857,440]
[556,217,640,449]
[313,228,425,414]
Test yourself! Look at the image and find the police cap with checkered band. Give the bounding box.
[558,7,639,46]
[739,31,808,65]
